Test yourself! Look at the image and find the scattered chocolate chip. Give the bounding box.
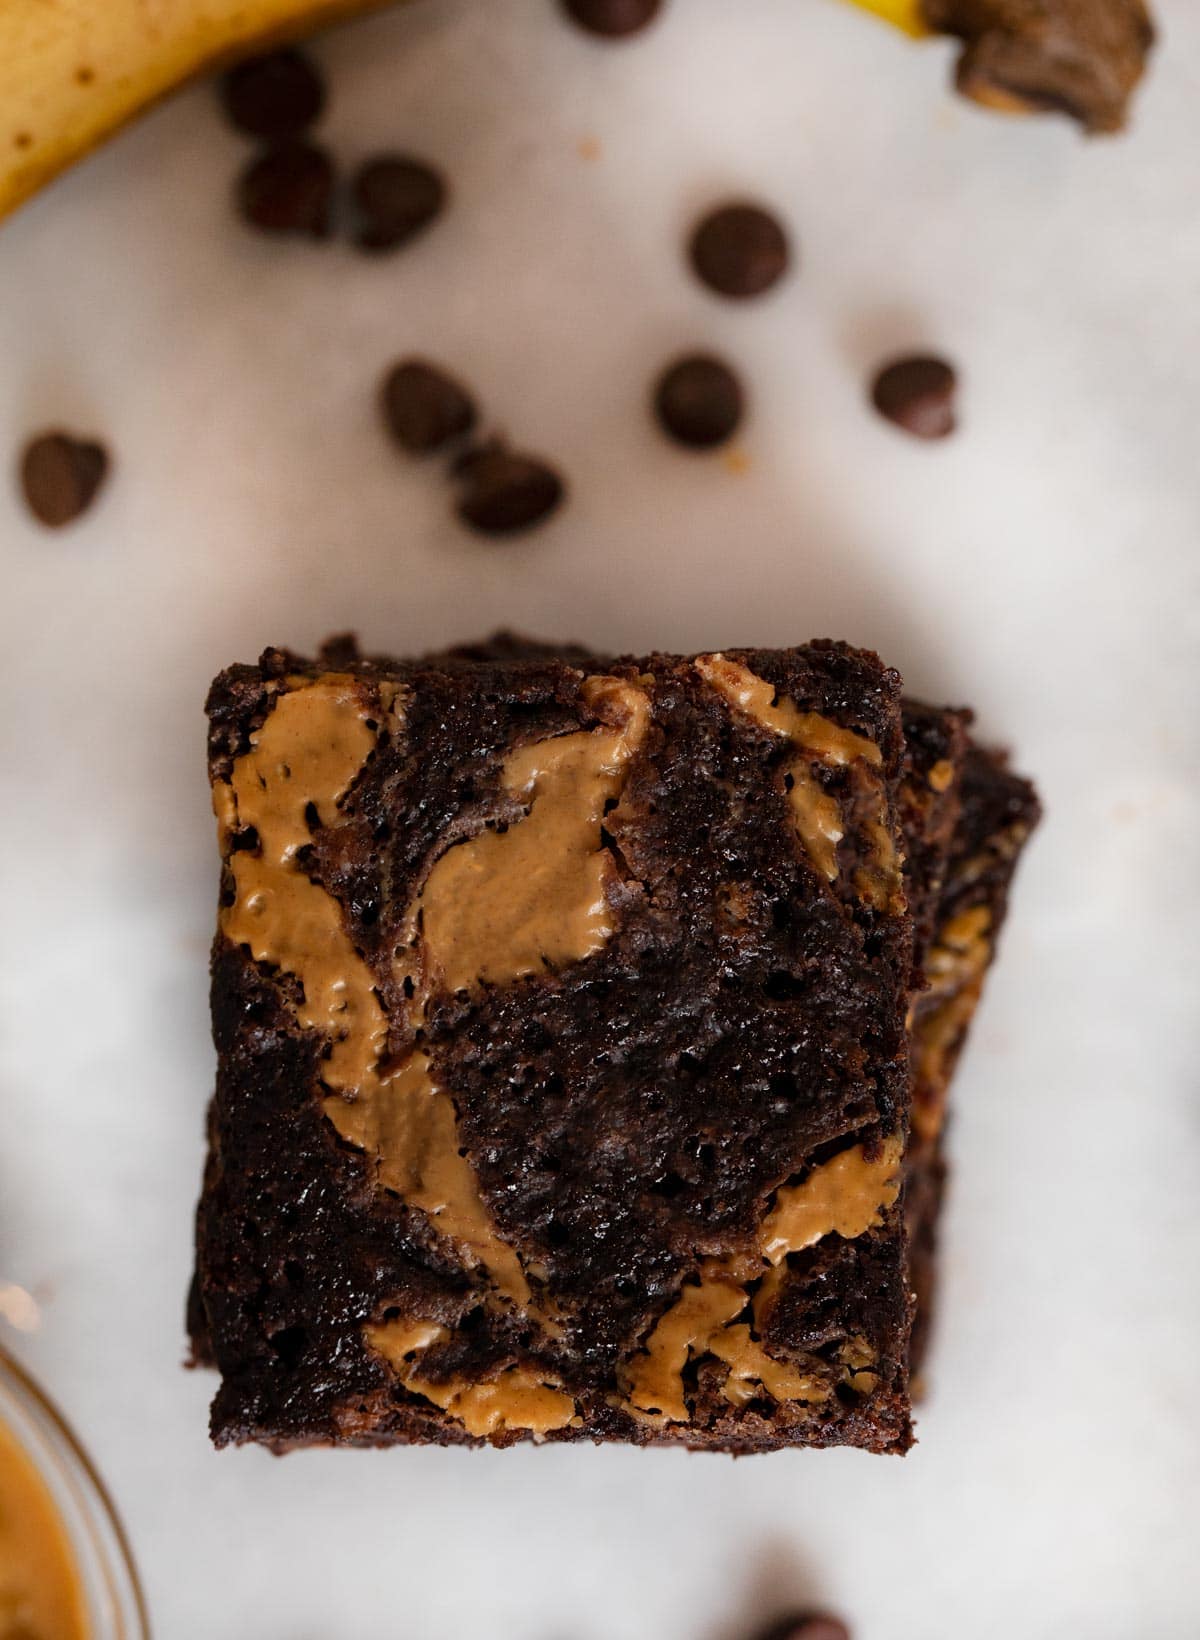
[220,49,325,140]
[382,360,477,455]
[754,1613,852,1640]
[453,442,565,535]
[19,431,109,528]
[351,156,445,253]
[560,0,664,37]
[654,354,744,448]
[870,354,957,439]
[689,202,790,299]
[237,141,335,237]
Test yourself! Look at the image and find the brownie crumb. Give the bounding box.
[453,442,565,535]
[690,202,790,299]
[382,361,478,455]
[237,142,336,237]
[654,354,745,448]
[560,0,664,36]
[351,155,446,253]
[20,431,109,527]
[926,0,1154,133]
[871,356,958,440]
[220,50,325,141]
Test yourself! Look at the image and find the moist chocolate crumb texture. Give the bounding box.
[190,634,1036,1452]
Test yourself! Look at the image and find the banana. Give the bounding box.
[0,0,399,222]
[844,0,928,37]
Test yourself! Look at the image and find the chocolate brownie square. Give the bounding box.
[191,637,919,1452]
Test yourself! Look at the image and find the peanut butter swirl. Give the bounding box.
[758,1134,904,1262]
[365,1318,576,1438]
[325,1050,530,1306]
[695,654,903,910]
[622,1134,903,1423]
[415,676,649,992]
[217,677,531,1305]
[622,1267,829,1423]
[216,678,389,1092]
[911,903,992,1142]
[215,671,650,1436]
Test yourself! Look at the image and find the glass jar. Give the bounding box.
[0,1343,149,1638]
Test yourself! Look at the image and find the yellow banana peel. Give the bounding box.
[846,0,928,39]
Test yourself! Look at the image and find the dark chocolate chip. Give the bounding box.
[689,202,790,299]
[754,1614,852,1640]
[453,443,565,536]
[560,0,664,37]
[871,355,957,439]
[220,50,325,140]
[654,354,744,448]
[351,156,445,253]
[19,432,109,527]
[318,633,362,666]
[382,361,477,455]
[237,142,335,237]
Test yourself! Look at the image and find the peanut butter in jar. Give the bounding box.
[0,1411,88,1638]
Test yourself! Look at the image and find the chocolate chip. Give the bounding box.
[382,361,477,455]
[220,50,325,140]
[453,443,565,535]
[560,0,663,37]
[689,202,790,299]
[237,142,335,237]
[19,432,109,527]
[351,156,445,253]
[870,355,957,439]
[753,1614,852,1640]
[654,354,744,448]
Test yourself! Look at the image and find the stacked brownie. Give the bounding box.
[189,633,1037,1453]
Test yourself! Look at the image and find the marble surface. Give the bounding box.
[1,2,1198,1636]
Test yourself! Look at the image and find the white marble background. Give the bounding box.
[2,1,1198,1635]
